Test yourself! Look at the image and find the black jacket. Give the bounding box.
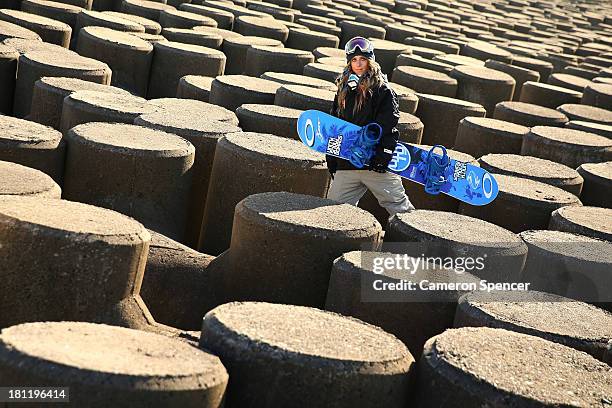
[326,81,400,172]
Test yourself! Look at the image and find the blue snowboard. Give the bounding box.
[297,110,499,206]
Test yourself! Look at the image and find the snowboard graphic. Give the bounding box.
[297,110,499,206]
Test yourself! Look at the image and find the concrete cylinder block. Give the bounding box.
[385,209,527,282]
[566,120,612,139]
[245,45,314,78]
[162,27,222,48]
[75,10,146,40]
[234,15,287,42]
[235,103,301,139]
[519,230,612,309]
[406,37,459,54]
[511,55,553,82]
[455,117,529,157]
[396,53,454,74]
[521,126,612,169]
[388,82,418,114]
[416,327,612,407]
[147,97,238,125]
[548,73,593,92]
[135,104,241,247]
[286,28,338,52]
[247,2,294,21]
[0,9,71,47]
[368,38,411,75]
[159,8,217,29]
[176,74,213,101]
[315,56,345,67]
[193,26,243,42]
[462,41,512,63]
[549,205,612,241]
[519,81,582,109]
[493,101,569,127]
[385,22,420,43]
[302,61,343,83]
[221,35,282,75]
[563,65,599,80]
[433,54,485,68]
[147,41,225,98]
[261,71,335,91]
[484,59,539,102]
[60,90,156,133]
[13,50,111,118]
[0,322,228,407]
[408,47,445,61]
[0,196,158,329]
[200,302,412,407]
[326,250,479,359]
[29,76,131,130]
[274,83,334,111]
[576,162,612,208]
[198,134,329,255]
[392,66,457,97]
[312,45,344,60]
[141,230,219,329]
[129,32,168,45]
[1,36,74,55]
[298,19,340,36]
[582,83,612,109]
[454,290,612,364]
[209,75,280,111]
[178,4,234,30]
[459,174,582,233]
[339,20,385,48]
[479,153,583,195]
[120,0,176,23]
[415,93,486,147]
[0,115,64,183]
[397,111,423,143]
[63,122,195,241]
[557,104,612,126]
[103,11,161,34]
[0,160,61,198]
[0,20,42,41]
[450,65,516,116]
[221,192,383,306]
[0,44,17,115]
[21,0,83,34]
[76,26,153,97]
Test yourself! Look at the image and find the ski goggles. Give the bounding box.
[344,36,374,55]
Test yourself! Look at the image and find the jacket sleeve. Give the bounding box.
[373,85,400,153]
[330,93,339,117]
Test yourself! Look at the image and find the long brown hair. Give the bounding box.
[335,58,386,116]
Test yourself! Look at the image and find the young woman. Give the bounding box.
[326,36,414,215]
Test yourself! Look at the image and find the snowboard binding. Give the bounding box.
[348,123,382,168]
[424,145,450,195]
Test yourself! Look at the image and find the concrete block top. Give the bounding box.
[0,161,61,198]
[558,104,612,125]
[416,93,486,111]
[0,321,227,389]
[495,101,569,121]
[66,90,155,116]
[79,26,153,51]
[519,229,612,262]
[147,98,238,124]
[0,196,149,239]
[551,206,612,239]
[495,174,581,208]
[0,115,62,147]
[261,72,336,90]
[479,153,582,183]
[529,126,612,148]
[2,37,75,55]
[22,50,110,74]
[450,65,516,84]
[0,9,71,32]
[36,76,131,97]
[202,301,412,369]
[0,20,42,41]
[221,132,324,163]
[457,290,612,346]
[67,122,195,157]
[235,191,381,234]
[214,75,281,94]
[423,327,611,406]
[390,209,523,246]
[579,161,612,180]
[78,10,146,32]
[461,117,529,137]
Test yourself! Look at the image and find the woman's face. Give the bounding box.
[350,56,369,76]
